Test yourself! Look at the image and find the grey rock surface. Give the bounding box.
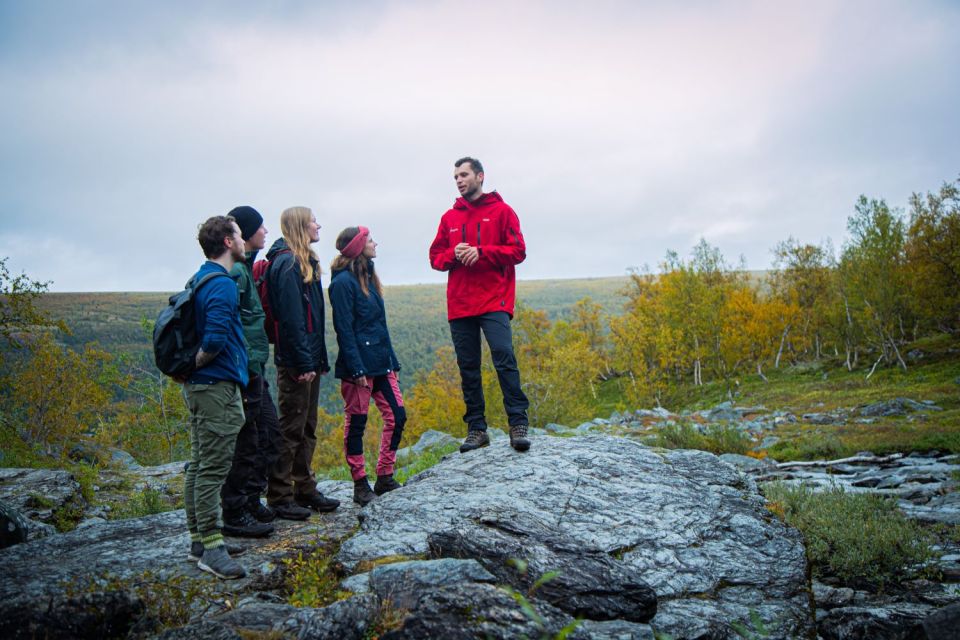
[336,435,812,639]
[367,558,496,610]
[379,581,580,640]
[0,590,146,640]
[0,483,360,637]
[0,468,82,530]
[296,594,380,640]
[817,601,936,640]
[427,515,656,622]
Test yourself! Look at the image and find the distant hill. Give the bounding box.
[35,276,635,381]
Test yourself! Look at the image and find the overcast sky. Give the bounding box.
[1,0,957,291]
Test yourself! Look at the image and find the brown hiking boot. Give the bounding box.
[373,474,402,496]
[509,424,531,452]
[353,477,376,506]
[459,429,490,453]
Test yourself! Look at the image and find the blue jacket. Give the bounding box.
[266,238,329,375]
[187,261,249,387]
[328,266,400,380]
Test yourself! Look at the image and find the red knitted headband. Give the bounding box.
[340,226,370,259]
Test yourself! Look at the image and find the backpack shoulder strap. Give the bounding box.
[190,271,232,292]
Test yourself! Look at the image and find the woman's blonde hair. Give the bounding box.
[280,206,321,283]
[330,227,383,297]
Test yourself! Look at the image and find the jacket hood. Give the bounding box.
[452,190,504,211]
[266,237,290,260]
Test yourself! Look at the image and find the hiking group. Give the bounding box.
[163,157,531,580]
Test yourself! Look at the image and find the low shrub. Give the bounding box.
[762,482,938,589]
[652,422,752,455]
[284,540,353,608]
[108,487,172,520]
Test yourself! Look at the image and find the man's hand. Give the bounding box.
[353,375,370,388]
[195,348,216,370]
[455,242,480,267]
[295,371,317,383]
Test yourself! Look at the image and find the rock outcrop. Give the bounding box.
[0,433,814,639]
[336,434,812,639]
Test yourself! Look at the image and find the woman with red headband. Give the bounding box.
[328,226,405,506]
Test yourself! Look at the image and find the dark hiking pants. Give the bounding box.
[449,311,529,431]
[221,374,279,517]
[268,368,321,505]
[246,376,279,507]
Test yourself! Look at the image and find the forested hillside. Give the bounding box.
[2,175,958,468]
[34,276,632,380]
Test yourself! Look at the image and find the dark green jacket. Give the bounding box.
[230,251,269,377]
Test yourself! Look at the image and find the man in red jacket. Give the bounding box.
[429,157,531,453]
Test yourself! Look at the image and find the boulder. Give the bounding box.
[379,581,583,640]
[818,602,937,640]
[0,498,29,548]
[427,513,657,622]
[367,558,496,610]
[336,435,812,639]
[859,398,943,417]
[0,468,82,530]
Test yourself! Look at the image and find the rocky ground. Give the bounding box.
[1,400,958,639]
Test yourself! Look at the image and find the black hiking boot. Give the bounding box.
[271,501,312,521]
[295,493,340,513]
[222,510,275,538]
[509,424,531,452]
[248,500,276,523]
[197,544,246,580]
[353,477,376,506]
[187,541,245,563]
[373,474,402,496]
[459,429,490,453]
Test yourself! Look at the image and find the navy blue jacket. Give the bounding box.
[328,266,400,380]
[266,238,329,375]
[187,261,249,387]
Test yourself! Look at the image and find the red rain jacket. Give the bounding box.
[429,191,526,321]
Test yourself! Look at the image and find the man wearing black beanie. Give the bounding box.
[219,205,283,536]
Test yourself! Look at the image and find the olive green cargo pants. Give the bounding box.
[182,380,244,547]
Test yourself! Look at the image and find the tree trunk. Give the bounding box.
[775,324,790,369]
[757,362,769,382]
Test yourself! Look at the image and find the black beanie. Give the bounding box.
[227,206,264,241]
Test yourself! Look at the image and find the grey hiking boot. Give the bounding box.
[459,429,490,453]
[373,474,402,496]
[353,477,376,506]
[509,424,531,452]
[187,541,245,563]
[197,544,246,579]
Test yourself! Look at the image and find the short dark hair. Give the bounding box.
[455,156,484,176]
[197,215,236,259]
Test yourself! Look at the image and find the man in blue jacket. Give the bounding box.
[182,215,250,580]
